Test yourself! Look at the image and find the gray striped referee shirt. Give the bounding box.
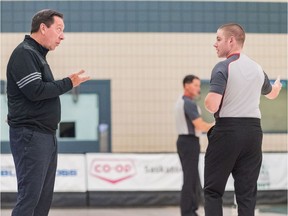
[175,95,201,137]
[210,53,272,119]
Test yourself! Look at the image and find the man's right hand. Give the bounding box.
[68,70,91,87]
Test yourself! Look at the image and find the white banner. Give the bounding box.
[0,154,86,192]
[1,154,17,192]
[227,153,288,191]
[87,153,288,191]
[1,153,287,192]
[54,154,86,192]
[86,153,183,191]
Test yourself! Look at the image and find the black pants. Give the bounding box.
[9,127,58,216]
[177,135,201,216]
[204,118,263,216]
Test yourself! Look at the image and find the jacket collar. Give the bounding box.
[24,35,49,57]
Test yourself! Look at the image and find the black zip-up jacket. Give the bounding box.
[6,35,73,134]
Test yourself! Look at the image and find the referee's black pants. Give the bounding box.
[9,127,58,216]
[177,135,202,216]
[204,118,262,216]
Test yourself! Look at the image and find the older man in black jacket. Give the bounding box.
[6,9,90,216]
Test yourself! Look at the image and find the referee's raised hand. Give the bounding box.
[274,75,282,90]
[69,69,91,87]
[266,75,282,99]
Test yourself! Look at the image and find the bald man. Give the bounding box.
[204,23,282,216]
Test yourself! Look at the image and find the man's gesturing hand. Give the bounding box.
[69,70,91,87]
[273,75,282,91]
[265,75,282,100]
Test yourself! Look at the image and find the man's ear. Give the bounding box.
[39,23,46,35]
[229,36,236,45]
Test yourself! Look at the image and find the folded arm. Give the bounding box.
[192,117,214,133]
[205,92,223,113]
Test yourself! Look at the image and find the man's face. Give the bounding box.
[213,29,231,58]
[185,79,201,98]
[43,16,65,50]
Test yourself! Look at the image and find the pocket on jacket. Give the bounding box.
[22,127,35,147]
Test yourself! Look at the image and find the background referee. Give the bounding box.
[175,75,214,216]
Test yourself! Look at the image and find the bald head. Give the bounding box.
[218,23,245,47]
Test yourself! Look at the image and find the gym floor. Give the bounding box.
[1,205,287,216]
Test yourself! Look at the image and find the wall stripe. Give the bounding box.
[1,1,287,33]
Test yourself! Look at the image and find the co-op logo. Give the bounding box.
[90,159,137,184]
